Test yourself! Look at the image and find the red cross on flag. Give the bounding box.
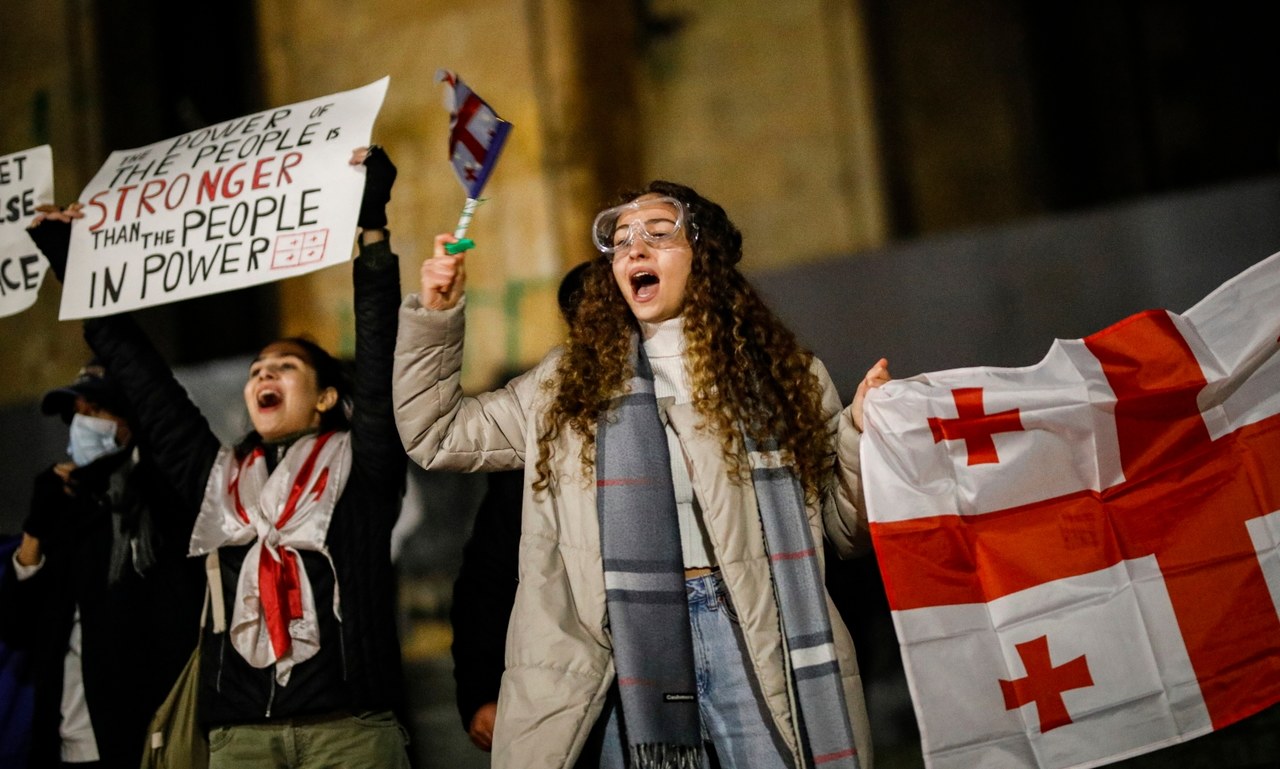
[862,250,1280,769]
[436,70,512,199]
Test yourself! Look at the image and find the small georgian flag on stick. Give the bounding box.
[436,70,512,254]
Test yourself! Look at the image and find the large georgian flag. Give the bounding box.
[861,251,1280,769]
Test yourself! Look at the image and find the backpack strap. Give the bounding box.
[201,550,226,634]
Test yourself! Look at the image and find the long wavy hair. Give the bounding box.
[533,181,831,499]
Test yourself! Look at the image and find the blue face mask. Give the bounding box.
[67,413,123,466]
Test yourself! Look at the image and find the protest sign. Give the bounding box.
[59,77,389,319]
[0,145,53,318]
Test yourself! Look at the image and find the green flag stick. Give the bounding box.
[445,197,479,254]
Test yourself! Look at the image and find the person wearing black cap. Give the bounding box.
[0,360,203,768]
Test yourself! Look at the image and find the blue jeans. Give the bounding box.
[584,573,792,769]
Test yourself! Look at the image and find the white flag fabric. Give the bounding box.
[862,250,1280,768]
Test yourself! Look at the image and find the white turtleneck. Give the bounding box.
[641,316,716,568]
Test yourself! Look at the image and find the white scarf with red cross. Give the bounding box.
[189,431,352,685]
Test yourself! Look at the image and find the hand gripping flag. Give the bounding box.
[436,70,512,253]
[861,250,1280,769]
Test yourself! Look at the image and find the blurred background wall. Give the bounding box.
[1,1,1278,766]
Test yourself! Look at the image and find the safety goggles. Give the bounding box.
[591,196,688,256]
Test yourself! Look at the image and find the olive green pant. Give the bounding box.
[207,711,410,769]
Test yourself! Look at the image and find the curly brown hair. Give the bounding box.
[533,181,832,500]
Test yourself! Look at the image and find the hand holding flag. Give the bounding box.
[436,70,512,254]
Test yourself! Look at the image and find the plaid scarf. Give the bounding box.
[748,435,861,768]
[597,342,702,769]
[597,339,861,769]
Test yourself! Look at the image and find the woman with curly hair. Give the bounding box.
[394,182,890,769]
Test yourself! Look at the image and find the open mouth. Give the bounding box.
[631,270,659,301]
[257,390,282,409]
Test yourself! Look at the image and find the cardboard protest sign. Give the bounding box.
[59,77,389,319]
[0,145,54,318]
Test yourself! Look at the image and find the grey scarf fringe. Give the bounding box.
[629,743,703,769]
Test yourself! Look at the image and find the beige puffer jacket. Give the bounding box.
[393,295,874,769]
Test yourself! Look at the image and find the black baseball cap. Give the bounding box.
[40,360,130,423]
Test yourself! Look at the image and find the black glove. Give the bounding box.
[358,145,397,230]
[22,466,76,542]
[27,218,71,283]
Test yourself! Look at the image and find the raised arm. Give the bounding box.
[393,235,542,473]
[345,146,406,504]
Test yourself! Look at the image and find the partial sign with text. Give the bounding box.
[0,145,53,318]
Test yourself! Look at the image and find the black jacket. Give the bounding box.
[449,469,524,728]
[0,452,203,768]
[80,239,406,726]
